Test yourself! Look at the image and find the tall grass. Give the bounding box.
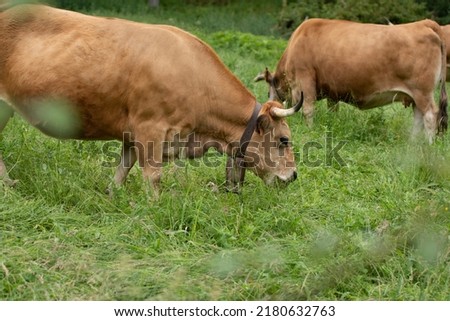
[0,4,449,300]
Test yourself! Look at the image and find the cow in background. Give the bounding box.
[442,24,450,81]
[256,18,448,143]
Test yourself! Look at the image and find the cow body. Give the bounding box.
[0,5,300,194]
[259,18,448,142]
[442,24,450,82]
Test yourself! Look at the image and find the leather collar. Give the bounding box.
[234,102,262,160]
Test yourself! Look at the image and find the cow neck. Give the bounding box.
[234,102,262,160]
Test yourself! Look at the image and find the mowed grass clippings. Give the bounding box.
[1,3,449,300]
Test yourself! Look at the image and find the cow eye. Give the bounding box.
[279,136,290,147]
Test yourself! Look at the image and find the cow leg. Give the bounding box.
[141,159,163,200]
[0,105,17,186]
[411,105,424,140]
[423,108,438,144]
[413,95,438,144]
[225,156,246,193]
[134,130,164,199]
[294,81,316,127]
[113,142,137,186]
[106,142,137,196]
[302,101,316,127]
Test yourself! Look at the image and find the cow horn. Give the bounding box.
[270,92,304,118]
[254,72,265,82]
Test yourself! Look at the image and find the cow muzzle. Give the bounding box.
[265,170,297,187]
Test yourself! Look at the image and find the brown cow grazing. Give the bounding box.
[0,4,301,196]
[442,24,450,82]
[256,18,448,143]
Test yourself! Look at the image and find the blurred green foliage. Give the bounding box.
[277,0,435,37]
[52,0,148,12]
[51,0,278,11]
[278,0,450,35]
[209,31,286,61]
[47,0,449,37]
[423,0,450,24]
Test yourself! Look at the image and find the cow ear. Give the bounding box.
[264,67,273,83]
[255,68,275,84]
[256,114,272,135]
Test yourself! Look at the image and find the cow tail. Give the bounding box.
[438,40,448,135]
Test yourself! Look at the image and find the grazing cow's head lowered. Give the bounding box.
[255,68,289,103]
[225,95,302,191]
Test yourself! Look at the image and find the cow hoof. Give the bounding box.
[206,181,220,193]
[225,185,241,194]
[105,185,114,198]
[1,178,18,188]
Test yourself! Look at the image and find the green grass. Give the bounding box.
[1,4,449,300]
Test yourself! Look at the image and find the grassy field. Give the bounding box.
[1,3,449,300]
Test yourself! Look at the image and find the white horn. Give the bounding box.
[270,92,303,118]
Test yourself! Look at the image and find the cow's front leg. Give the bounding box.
[0,105,17,187]
[113,142,137,186]
[293,82,315,127]
[106,141,138,196]
[142,164,163,199]
[302,102,315,127]
[225,156,246,193]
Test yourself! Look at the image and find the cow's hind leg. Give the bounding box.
[412,94,438,144]
[134,127,165,200]
[0,105,17,186]
[423,108,438,144]
[411,105,424,141]
[140,147,163,200]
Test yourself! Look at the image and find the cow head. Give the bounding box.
[254,68,289,102]
[227,94,303,189]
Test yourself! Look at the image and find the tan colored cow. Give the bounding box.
[257,18,448,143]
[442,24,450,82]
[0,4,302,195]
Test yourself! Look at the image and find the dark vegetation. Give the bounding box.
[49,0,449,37]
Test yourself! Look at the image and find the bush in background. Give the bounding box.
[52,0,148,12]
[277,0,429,37]
[52,0,260,11]
[423,0,450,24]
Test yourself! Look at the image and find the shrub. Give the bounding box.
[52,0,148,12]
[277,0,428,38]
